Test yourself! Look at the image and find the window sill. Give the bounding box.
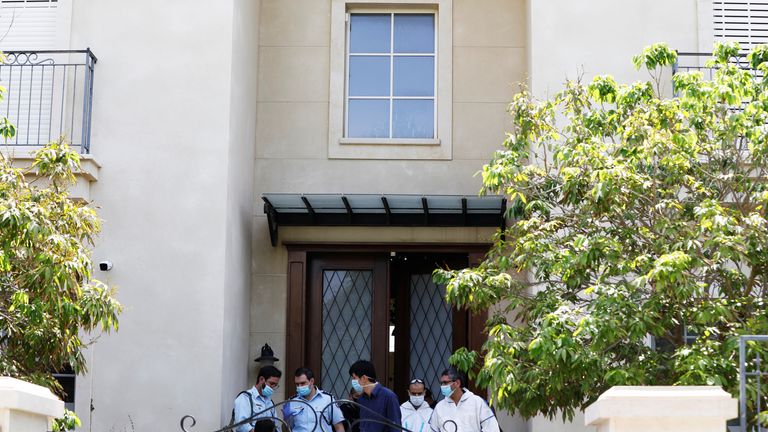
[339,138,440,146]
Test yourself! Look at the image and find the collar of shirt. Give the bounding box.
[364,382,381,398]
[445,388,473,406]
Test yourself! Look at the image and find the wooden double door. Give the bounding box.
[286,248,486,402]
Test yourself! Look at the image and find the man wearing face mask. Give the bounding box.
[283,367,346,432]
[232,366,282,432]
[348,360,401,432]
[400,378,433,432]
[429,367,499,432]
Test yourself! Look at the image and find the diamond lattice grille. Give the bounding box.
[409,274,453,397]
[322,270,373,399]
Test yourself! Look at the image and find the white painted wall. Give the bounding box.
[66,0,254,430]
[221,0,261,426]
[528,0,705,101]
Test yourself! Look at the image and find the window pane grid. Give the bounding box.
[349,53,436,56]
[389,13,394,138]
[349,96,434,100]
[346,12,436,139]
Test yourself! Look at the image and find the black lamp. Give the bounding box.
[255,343,279,366]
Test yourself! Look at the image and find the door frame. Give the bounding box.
[285,243,490,397]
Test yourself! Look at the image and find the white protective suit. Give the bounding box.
[400,400,433,432]
[429,389,500,432]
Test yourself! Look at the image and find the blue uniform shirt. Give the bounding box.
[283,387,345,432]
[357,383,402,432]
[233,387,276,432]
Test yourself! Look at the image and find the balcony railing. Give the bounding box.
[0,49,96,154]
[673,51,758,83]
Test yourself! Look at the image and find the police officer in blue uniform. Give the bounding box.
[232,365,282,432]
[283,367,345,432]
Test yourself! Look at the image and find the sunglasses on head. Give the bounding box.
[409,378,425,385]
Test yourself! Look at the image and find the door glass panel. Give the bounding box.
[409,274,453,398]
[322,270,373,399]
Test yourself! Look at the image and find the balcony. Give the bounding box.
[673,51,757,84]
[0,49,96,154]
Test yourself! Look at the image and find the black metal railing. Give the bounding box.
[740,335,768,432]
[181,398,459,432]
[0,49,96,153]
[673,52,761,86]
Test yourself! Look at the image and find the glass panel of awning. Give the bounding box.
[425,195,463,214]
[466,196,503,213]
[345,194,386,213]
[305,194,346,213]
[262,193,308,213]
[384,194,423,214]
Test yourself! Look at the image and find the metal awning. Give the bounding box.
[262,193,507,246]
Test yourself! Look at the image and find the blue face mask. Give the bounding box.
[351,379,363,394]
[261,383,274,399]
[440,383,455,398]
[297,384,311,398]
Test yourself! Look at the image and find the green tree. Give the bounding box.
[0,69,122,401]
[436,42,768,422]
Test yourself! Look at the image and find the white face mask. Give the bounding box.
[410,394,425,407]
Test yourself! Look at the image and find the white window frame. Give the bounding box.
[345,12,437,140]
[329,0,453,160]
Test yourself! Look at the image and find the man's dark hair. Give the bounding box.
[253,419,276,432]
[295,367,315,380]
[257,365,282,381]
[348,360,377,382]
[440,366,468,389]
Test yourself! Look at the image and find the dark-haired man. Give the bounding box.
[348,360,401,432]
[283,367,345,432]
[232,365,282,432]
[429,367,499,432]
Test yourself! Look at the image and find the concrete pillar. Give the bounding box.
[585,386,737,432]
[0,377,64,432]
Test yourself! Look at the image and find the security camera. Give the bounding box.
[98,260,113,271]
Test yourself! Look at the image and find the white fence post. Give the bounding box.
[585,386,737,432]
[0,377,64,432]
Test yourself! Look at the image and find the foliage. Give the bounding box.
[52,409,82,432]
[0,81,122,399]
[435,42,768,422]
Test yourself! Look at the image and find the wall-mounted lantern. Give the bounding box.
[255,343,279,367]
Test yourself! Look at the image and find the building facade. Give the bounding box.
[0,0,735,431]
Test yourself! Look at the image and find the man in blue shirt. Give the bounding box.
[348,360,401,432]
[283,367,345,432]
[232,365,282,432]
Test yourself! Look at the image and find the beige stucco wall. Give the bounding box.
[249,1,528,430]
[66,0,259,430]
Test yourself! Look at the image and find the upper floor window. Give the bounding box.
[346,13,436,139]
[329,0,452,160]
